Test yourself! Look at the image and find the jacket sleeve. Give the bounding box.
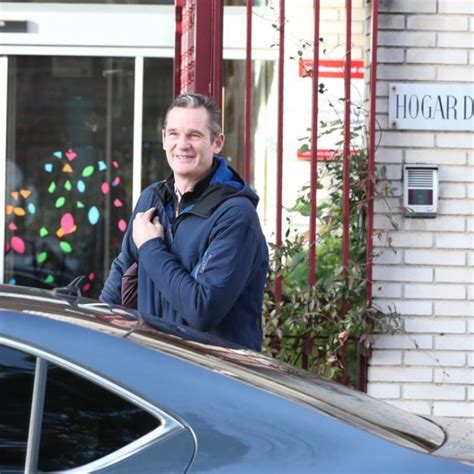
[137,209,261,331]
[99,190,150,304]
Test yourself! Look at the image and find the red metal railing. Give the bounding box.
[175,0,379,391]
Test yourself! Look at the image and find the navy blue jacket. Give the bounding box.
[100,157,268,351]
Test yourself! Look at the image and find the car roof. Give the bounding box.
[0,283,469,465]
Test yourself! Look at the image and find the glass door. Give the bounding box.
[4,56,135,297]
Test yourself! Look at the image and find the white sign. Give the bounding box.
[389,83,474,131]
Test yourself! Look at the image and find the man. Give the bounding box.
[100,93,268,351]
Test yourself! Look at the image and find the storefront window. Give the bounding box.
[4,56,135,297]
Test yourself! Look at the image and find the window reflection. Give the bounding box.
[4,56,134,298]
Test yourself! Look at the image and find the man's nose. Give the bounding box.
[177,133,191,148]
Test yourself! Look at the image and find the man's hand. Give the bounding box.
[132,207,164,249]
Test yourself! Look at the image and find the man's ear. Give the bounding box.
[212,133,225,154]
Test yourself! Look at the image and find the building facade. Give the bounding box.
[368,0,474,420]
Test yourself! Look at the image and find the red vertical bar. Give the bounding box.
[244,0,253,183]
[360,0,379,392]
[275,0,285,303]
[309,0,321,287]
[339,0,352,386]
[174,0,184,97]
[342,0,352,281]
[210,0,224,109]
[194,0,212,95]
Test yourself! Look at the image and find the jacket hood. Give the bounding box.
[189,156,259,218]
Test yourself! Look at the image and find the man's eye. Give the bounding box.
[168,131,178,137]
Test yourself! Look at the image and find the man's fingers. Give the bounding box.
[143,207,156,218]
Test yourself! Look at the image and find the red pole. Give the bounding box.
[210,0,224,109]
[275,0,285,304]
[309,0,321,287]
[342,0,352,284]
[360,0,379,392]
[174,0,184,97]
[244,0,253,183]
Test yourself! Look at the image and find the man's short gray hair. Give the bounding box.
[163,93,222,142]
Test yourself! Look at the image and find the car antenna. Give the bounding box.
[52,275,86,303]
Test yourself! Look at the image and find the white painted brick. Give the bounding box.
[469,387,474,401]
[380,31,436,47]
[375,299,433,316]
[379,0,436,14]
[468,219,474,232]
[436,301,474,317]
[378,14,405,30]
[436,234,474,250]
[438,66,474,82]
[438,32,474,48]
[469,252,474,266]
[434,367,474,384]
[407,15,469,31]
[375,148,403,163]
[374,213,403,231]
[404,350,466,367]
[438,0,474,14]
[405,250,466,266]
[439,183,467,199]
[389,232,433,248]
[367,383,401,399]
[407,48,467,65]
[406,149,467,165]
[468,285,474,300]
[440,166,474,182]
[378,47,405,63]
[469,320,474,334]
[373,249,402,264]
[468,184,474,199]
[370,349,403,365]
[435,268,474,284]
[373,334,432,350]
[404,383,466,400]
[437,134,474,150]
[382,164,402,180]
[468,353,474,367]
[376,80,390,96]
[403,217,466,233]
[373,282,403,298]
[404,317,466,334]
[387,400,432,415]
[438,199,473,216]
[369,365,433,382]
[376,97,388,113]
[404,284,465,299]
[374,265,433,282]
[379,132,435,148]
[374,197,401,214]
[433,402,473,417]
[379,64,436,80]
[435,336,474,352]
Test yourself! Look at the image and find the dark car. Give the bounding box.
[0,283,472,473]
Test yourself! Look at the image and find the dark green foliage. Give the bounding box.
[262,123,399,385]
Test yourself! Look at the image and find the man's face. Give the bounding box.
[162,106,224,185]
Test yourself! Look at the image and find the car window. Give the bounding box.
[0,345,35,471]
[38,362,160,471]
[0,344,161,472]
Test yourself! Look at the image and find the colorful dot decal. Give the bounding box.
[77,180,86,193]
[88,206,100,225]
[44,163,53,173]
[59,241,72,253]
[82,165,95,178]
[55,197,66,208]
[98,160,107,171]
[11,236,26,254]
[37,252,48,263]
[118,219,127,232]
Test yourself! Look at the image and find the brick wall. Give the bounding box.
[366,0,474,419]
